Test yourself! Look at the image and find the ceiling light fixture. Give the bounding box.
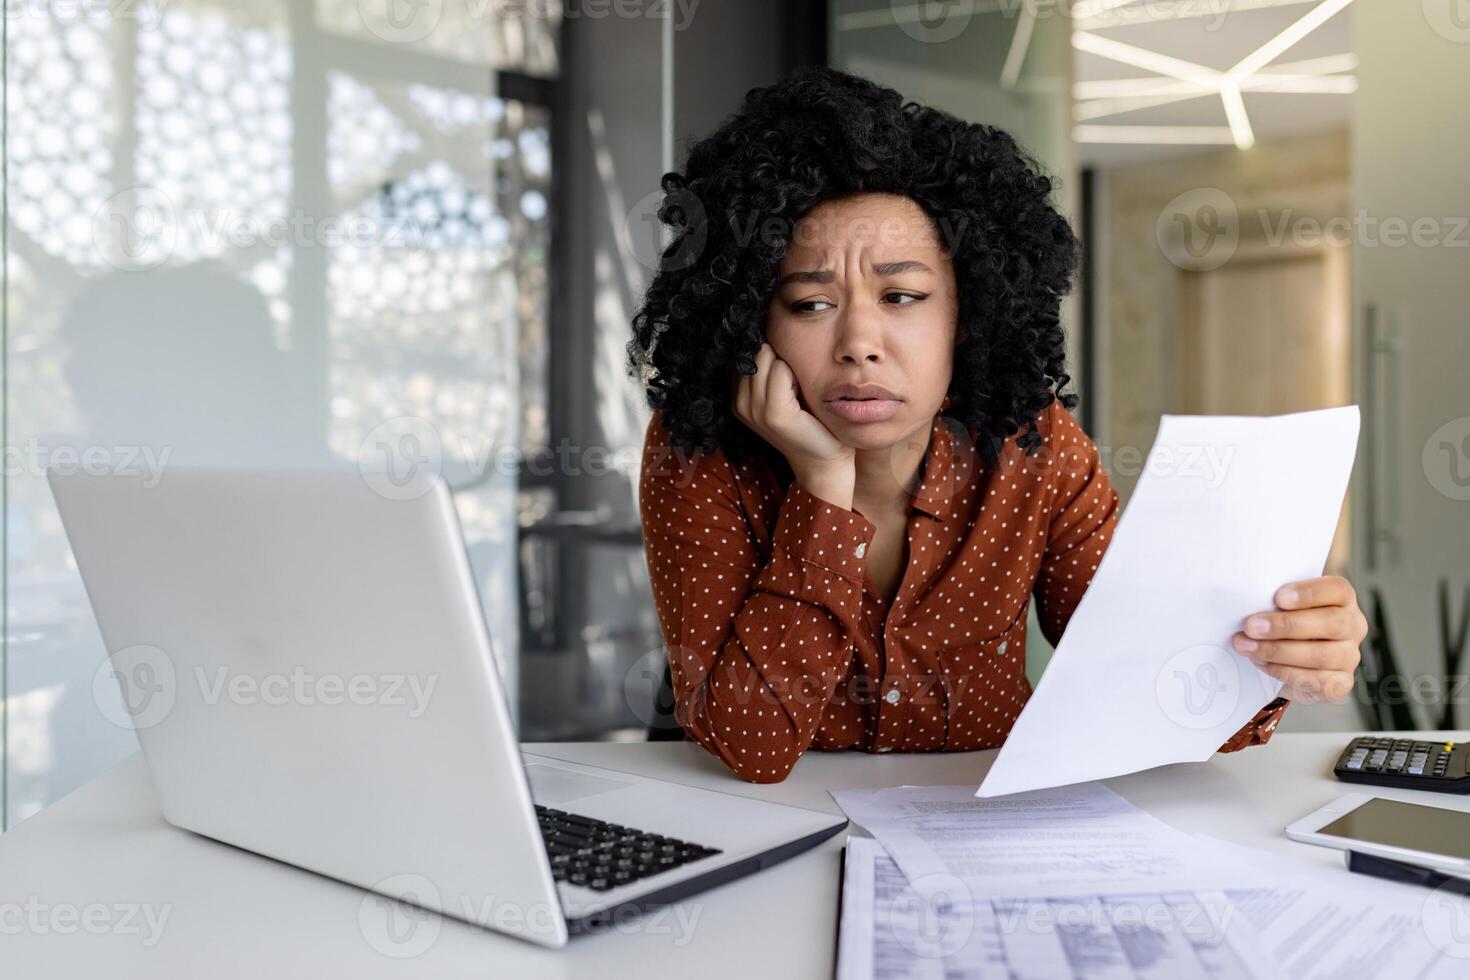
[1073,0,1357,148]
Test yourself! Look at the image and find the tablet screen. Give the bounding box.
[1319,797,1470,860]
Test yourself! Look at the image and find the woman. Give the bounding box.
[626,67,1365,784]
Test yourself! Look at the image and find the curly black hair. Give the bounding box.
[626,66,1080,466]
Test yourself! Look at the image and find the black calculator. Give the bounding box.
[1333,736,1470,793]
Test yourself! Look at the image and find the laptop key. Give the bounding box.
[534,807,722,889]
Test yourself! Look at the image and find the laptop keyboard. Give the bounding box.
[535,805,722,892]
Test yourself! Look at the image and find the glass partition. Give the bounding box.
[1,0,558,828]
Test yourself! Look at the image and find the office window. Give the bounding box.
[1,0,559,828]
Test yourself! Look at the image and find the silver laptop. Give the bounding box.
[48,467,846,948]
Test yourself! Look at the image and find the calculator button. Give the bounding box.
[1344,756,1365,770]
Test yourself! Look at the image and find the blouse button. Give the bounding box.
[884,688,901,705]
[876,746,892,753]
[997,640,1008,656]
[854,541,867,558]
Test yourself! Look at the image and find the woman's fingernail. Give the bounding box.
[1235,636,1258,653]
[1279,588,1299,606]
[1247,616,1270,638]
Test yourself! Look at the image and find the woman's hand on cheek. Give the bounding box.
[1231,575,1367,704]
[733,342,853,478]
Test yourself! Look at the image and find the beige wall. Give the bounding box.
[1351,2,1470,733]
[1101,126,1351,501]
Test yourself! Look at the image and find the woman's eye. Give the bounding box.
[792,299,835,314]
[884,292,925,306]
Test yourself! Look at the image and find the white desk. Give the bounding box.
[3,733,1467,977]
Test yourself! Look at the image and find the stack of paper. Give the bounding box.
[833,783,1470,980]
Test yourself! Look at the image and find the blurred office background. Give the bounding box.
[1,0,1466,829]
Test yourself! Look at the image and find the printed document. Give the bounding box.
[831,782,1261,897]
[837,838,1274,979]
[978,407,1360,797]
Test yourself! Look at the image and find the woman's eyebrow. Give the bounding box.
[872,260,933,276]
[776,259,933,289]
[776,269,834,288]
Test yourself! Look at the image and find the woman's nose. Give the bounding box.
[833,303,885,364]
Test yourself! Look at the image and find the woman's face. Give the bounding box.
[765,192,959,451]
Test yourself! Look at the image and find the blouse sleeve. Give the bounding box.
[1217,697,1291,752]
[1032,402,1123,648]
[1028,402,1290,753]
[638,412,875,783]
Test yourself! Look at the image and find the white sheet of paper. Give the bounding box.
[837,837,1277,980]
[978,406,1361,797]
[831,782,1263,898]
[1199,835,1470,980]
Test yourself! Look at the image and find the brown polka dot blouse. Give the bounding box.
[638,399,1290,783]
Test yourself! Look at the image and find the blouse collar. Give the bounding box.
[908,413,982,521]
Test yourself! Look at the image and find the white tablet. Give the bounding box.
[1286,792,1470,876]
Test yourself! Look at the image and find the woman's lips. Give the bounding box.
[824,397,901,423]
